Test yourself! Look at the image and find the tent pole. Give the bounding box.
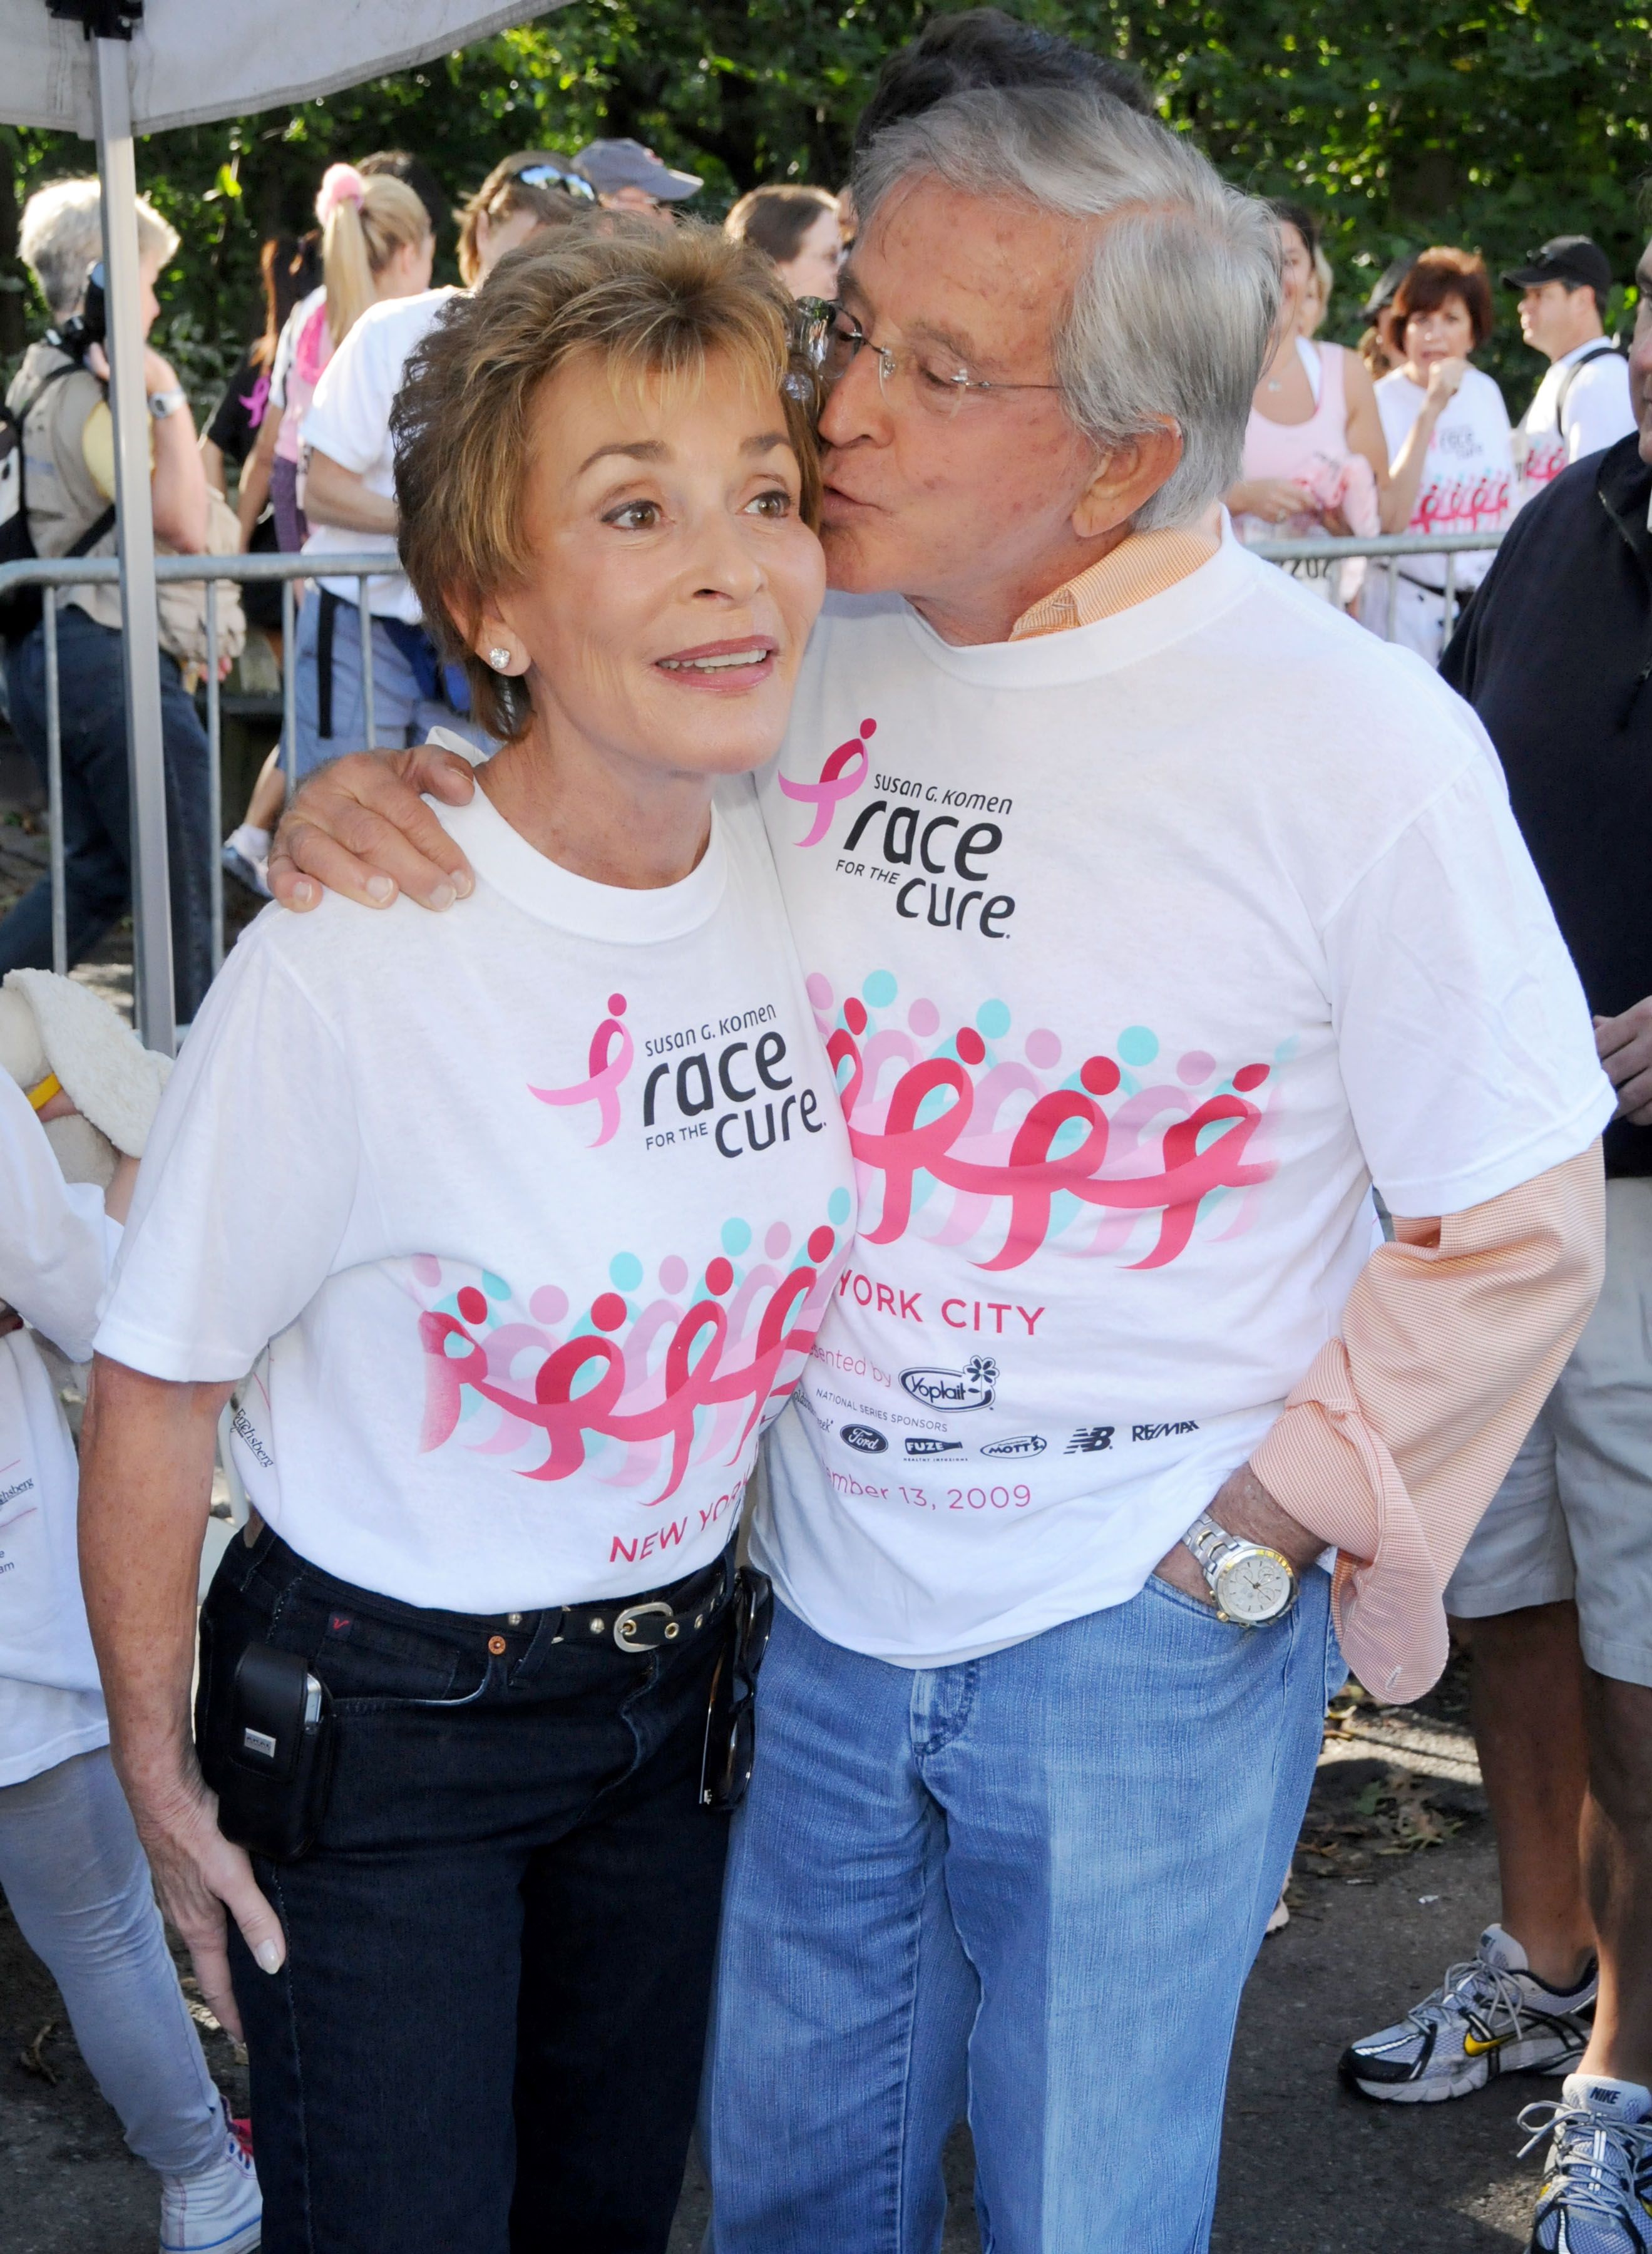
[91,34,176,1054]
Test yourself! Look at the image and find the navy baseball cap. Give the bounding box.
[1502,235,1613,293]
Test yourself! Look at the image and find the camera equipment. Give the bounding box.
[52,263,107,364]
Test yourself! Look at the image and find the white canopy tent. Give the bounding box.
[1,0,553,1046]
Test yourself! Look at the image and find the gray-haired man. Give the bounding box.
[273,86,1608,2252]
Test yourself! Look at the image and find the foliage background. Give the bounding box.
[3,0,1648,412]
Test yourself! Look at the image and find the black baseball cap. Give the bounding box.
[1360,255,1416,323]
[1502,235,1613,294]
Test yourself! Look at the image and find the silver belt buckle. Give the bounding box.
[613,1600,677,1652]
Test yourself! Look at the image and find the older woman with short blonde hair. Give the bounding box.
[79,225,854,2254]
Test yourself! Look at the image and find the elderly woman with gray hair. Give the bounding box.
[0,179,217,1023]
[269,72,1608,2254]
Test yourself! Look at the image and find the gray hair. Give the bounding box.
[19,177,180,322]
[853,89,1280,529]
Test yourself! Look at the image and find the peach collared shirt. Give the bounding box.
[1009,532,1606,1704]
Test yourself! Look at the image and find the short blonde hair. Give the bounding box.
[393,221,822,743]
[20,177,179,321]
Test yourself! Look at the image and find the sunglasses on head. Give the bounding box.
[515,160,599,204]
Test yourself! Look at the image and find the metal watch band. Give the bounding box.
[147,386,187,419]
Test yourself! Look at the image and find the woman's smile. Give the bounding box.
[654,635,780,689]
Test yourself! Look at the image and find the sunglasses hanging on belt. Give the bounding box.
[700,1569,775,1813]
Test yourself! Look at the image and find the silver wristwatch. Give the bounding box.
[1181,1511,1298,1625]
[146,387,188,420]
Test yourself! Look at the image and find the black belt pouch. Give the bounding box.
[198,1639,336,1863]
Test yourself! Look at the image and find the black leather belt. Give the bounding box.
[500,1546,736,1655]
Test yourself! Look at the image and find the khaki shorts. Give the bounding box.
[1445,1175,1652,1687]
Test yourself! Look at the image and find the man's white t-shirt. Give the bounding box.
[751,536,1614,1668]
[300,287,459,623]
[98,780,854,1615]
[1375,364,1514,590]
[1515,341,1636,503]
[0,1075,117,1786]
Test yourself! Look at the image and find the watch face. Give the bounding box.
[1213,1548,1293,1624]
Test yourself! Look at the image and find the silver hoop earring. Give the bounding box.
[488,647,513,672]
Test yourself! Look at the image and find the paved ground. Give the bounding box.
[1,1665,1551,2254]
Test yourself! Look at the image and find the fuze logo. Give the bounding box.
[906,1436,962,1458]
[900,1357,998,1413]
[841,1423,888,1455]
[982,1434,1045,1459]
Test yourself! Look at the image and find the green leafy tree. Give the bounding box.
[4,0,1648,414]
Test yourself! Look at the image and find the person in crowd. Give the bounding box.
[725,183,843,300]
[1357,252,1414,379]
[269,83,1611,2250]
[454,149,600,286]
[1342,229,1652,2254]
[850,3,1154,152]
[1226,200,1387,604]
[357,147,448,252]
[1365,245,1515,659]
[79,224,852,2254]
[573,137,702,227]
[1506,234,1636,505]
[0,970,260,2254]
[1298,237,1335,338]
[0,179,215,1022]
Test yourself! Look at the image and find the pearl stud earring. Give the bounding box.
[488,647,512,672]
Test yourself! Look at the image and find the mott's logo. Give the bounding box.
[982,1434,1046,1459]
[900,1358,998,1413]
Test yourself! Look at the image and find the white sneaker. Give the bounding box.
[1521,2074,1652,2253]
[160,2102,261,2253]
[1340,1923,1596,2103]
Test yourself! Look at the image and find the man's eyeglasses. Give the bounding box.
[790,297,1062,419]
[699,1569,774,1812]
[515,160,599,205]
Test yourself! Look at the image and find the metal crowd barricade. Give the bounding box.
[0,549,388,982]
[1249,528,1504,642]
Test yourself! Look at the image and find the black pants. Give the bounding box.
[1,605,214,1021]
[202,1526,731,2254]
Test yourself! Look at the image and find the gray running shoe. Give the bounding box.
[1521,2076,1652,2253]
[1340,1924,1596,2103]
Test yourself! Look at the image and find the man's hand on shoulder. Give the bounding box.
[1152,1462,1323,1605]
[268,744,479,913]
[1594,998,1652,1126]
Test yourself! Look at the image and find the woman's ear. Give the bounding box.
[1070,421,1184,542]
[471,599,528,678]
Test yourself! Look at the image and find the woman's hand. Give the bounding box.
[125,1771,284,2043]
[1424,356,1469,410]
[1228,478,1320,527]
[268,744,480,912]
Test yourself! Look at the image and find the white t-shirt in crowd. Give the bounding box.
[299,287,460,622]
[0,1074,118,1787]
[1375,363,1514,590]
[98,779,854,1615]
[1515,341,1636,503]
[752,535,1614,1669]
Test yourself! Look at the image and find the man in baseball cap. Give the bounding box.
[573,139,702,228]
[1503,235,1634,500]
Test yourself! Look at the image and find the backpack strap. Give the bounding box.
[8,356,116,558]
[1556,343,1618,437]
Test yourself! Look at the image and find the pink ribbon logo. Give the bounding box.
[780,719,875,847]
[530,994,634,1148]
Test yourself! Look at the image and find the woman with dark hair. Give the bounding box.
[724,183,842,299]
[1226,199,1390,604]
[1367,245,1514,659]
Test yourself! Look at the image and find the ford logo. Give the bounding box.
[841,1423,888,1455]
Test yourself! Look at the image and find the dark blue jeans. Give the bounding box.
[1,605,214,1021]
[200,1526,731,2254]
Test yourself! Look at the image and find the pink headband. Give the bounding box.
[315,164,367,224]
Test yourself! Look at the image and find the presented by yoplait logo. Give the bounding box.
[779,719,875,847]
[811,972,1283,1272]
[530,992,634,1148]
[405,1196,851,1504]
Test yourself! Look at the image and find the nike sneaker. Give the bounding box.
[1521,2076,1652,2253]
[1340,1924,1596,2102]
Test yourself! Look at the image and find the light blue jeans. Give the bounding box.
[291,589,491,778]
[704,1567,1342,2254]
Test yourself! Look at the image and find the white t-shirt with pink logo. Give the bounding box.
[751,535,1614,1667]
[1375,364,1514,590]
[97,780,854,1614]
